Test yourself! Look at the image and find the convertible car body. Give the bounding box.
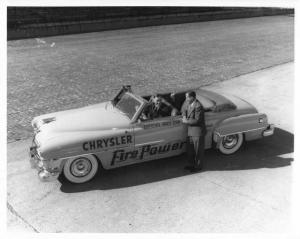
[29,86,274,183]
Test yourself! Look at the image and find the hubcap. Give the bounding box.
[222,135,238,149]
[70,157,92,177]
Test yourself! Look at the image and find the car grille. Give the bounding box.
[30,136,42,165]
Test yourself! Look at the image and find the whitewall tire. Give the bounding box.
[63,154,99,184]
[218,133,243,155]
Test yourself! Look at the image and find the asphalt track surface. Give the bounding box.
[7,15,294,141]
[7,16,294,232]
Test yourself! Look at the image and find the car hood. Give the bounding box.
[32,101,131,134]
[32,101,133,159]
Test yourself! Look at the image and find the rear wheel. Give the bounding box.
[63,155,98,184]
[218,133,243,155]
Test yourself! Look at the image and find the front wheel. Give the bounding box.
[63,155,99,184]
[218,133,243,155]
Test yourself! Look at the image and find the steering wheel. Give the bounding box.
[171,108,180,116]
[148,95,156,103]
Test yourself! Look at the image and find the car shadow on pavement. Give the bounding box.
[60,127,293,193]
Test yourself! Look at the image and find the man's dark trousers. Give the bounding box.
[187,135,205,169]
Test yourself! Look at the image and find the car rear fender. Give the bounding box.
[213,113,269,146]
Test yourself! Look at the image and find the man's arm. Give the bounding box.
[181,101,187,117]
[186,105,203,126]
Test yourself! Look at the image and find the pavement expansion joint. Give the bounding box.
[7,202,39,233]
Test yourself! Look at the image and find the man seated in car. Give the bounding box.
[151,95,170,118]
[142,94,179,120]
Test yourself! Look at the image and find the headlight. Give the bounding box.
[32,120,41,133]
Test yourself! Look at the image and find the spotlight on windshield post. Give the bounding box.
[123,85,132,92]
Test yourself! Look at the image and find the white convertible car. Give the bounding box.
[29,86,274,183]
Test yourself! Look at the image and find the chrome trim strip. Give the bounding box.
[215,126,266,137]
[135,140,164,147]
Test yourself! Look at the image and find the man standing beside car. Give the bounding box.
[182,91,207,172]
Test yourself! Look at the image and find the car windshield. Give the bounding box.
[115,92,142,120]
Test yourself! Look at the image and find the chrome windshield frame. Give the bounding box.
[129,93,148,123]
[114,91,147,122]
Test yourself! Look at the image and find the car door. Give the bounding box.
[94,127,135,169]
[132,115,187,163]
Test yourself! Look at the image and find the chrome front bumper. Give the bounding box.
[263,124,275,137]
[29,144,59,182]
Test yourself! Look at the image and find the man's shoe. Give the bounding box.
[190,167,202,173]
[184,166,194,171]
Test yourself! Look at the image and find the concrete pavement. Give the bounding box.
[7,62,294,232]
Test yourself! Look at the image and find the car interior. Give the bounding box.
[116,86,235,121]
[140,91,205,121]
[142,92,186,113]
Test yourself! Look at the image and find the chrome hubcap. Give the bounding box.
[222,135,238,149]
[70,157,92,177]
